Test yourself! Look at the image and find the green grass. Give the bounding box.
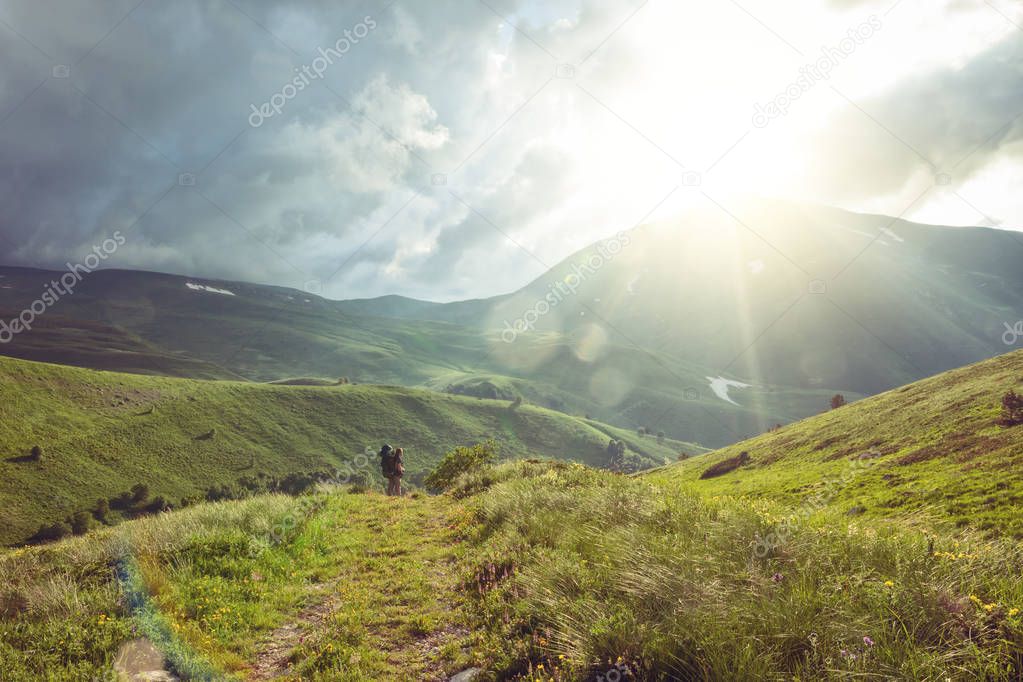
[0,355,683,545]
[460,461,1023,680]
[5,461,1022,680]
[652,349,1023,537]
[5,351,1023,680]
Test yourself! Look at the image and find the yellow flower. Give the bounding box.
[884,581,894,588]
[1009,608,1020,617]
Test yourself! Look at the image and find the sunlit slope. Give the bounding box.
[348,202,1023,397]
[0,355,681,545]
[651,349,1023,536]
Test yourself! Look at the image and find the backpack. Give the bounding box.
[380,446,395,476]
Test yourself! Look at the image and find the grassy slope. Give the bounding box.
[0,490,475,680]
[0,356,683,546]
[650,349,1023,536]
[4,463,1022,680]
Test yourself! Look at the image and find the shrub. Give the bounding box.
[509,396,523,411]
[606,439,626,471]
[29,522,72,544]
[999,390,1023,426]
[28,445,42,462]
[109,491,133,509]
[830,394,847,409]
[425,440,498,493]
[69,511,95,535]
[130,483,150,505]
[93,498,110,522]
[656,431,665,444]
[700,451,751,479]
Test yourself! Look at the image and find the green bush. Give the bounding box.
[424,440,498,493]
[29,522,72,544]
[93,498,110,522]
[69,511,95,535]
[131,483,150,505]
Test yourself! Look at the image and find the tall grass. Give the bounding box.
[462,461,1023,680]
[0,494,317,680]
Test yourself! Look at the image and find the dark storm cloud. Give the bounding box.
[1,0,1018,299]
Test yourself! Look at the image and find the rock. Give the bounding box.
[449,668,483,682]
[113,639,179,682]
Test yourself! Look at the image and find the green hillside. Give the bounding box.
[0,266,847,448]
[0,356,683,546]
[4,353,1023,679]
[651,349,1023,536]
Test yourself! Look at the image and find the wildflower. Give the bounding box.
[863,636,875,647]
[772,572,784,583]
[1009,608,1020,617]
[884,580,894,588]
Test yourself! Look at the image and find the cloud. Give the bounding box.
[807,30,1023,199]
[0,0,1020,300]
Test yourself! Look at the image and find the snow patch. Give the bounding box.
[880,228,904,243]
[706,376,751,406]
[186,282,235,296]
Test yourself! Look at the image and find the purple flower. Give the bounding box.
[863,635,875,647]
[771,572,784,583]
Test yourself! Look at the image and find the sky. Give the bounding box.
[0,0,1021,301]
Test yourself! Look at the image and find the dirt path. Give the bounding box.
[245,493,472,680]
[249,583,333,680]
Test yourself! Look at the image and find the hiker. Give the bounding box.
[387,447,405,496]
[379,444,404,496]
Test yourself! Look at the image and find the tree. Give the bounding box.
[509,396,523,411]
[93,498,110,522]
[606,439,626,471]
[656,431,665,444]
[1000,390,1023,426]
[830,394,847,410]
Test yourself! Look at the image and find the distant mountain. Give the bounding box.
[338,201,1023,396]
[2,201,1020,448]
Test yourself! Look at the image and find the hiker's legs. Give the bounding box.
[393,476,402,497]
[386,476,397,496]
